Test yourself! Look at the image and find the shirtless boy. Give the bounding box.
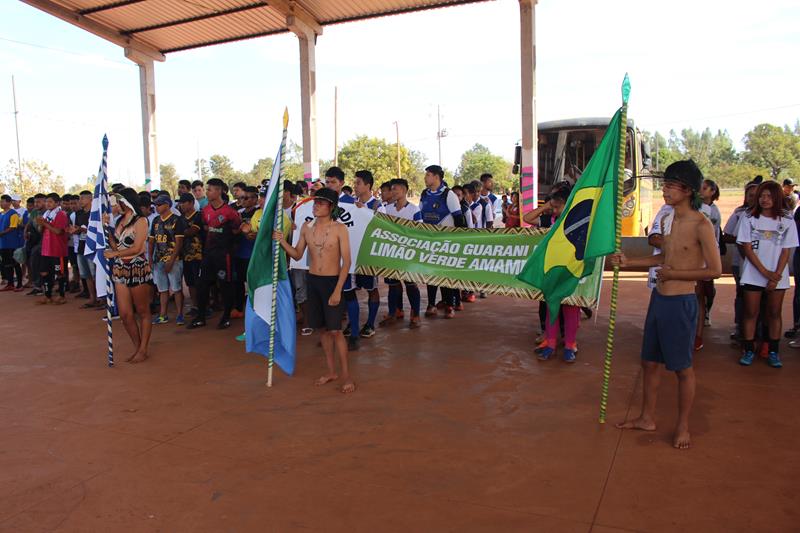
[611,160,721,449]
[274,188,355,393]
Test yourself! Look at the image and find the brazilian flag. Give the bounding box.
[517,106,625,319]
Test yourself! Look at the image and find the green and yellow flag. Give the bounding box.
[517,78,629,319]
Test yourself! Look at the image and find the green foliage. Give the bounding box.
[248,157,275,184]
[454,144,513,191]
[0,159,64,199]
[159,163,179,195]
[743,124,800,179]
[335,135,427,194]
[66,177,96,195]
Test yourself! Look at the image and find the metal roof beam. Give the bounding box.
[21,0,165,61]
[269,0,323,36]
[122,2,269,35]
[78,0,145,16]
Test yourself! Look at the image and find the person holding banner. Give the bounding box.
[274,187,355,394]
[104,188,153,364]
[415,165,467,320]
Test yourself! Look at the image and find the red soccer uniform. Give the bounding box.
[41,209,69,258]
[202,202,241,256]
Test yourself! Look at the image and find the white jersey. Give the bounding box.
[724,207,747,269]
[479,195,495,226]
[737,213,798,289]
[69,212,80,252]
[469,201,486,229]
[384,201,419,221]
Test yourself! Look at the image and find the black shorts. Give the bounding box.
[742,284,786,292]
[183,259,201,287]
[307,274,345,331]
[199,253,233,283]
[41,256,66,276]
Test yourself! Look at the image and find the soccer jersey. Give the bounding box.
[737,213,799,289]
[414,185,462,227]
[150,213,186,263]
[724,207,747,269]
[479,195,495,226]
[182,211,204,261]
[0,209,23,249]
[469,200,486,229]
[202,202,241,256]
[41,208,69,258]
[384,201,419,221]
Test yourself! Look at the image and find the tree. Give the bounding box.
[159,163,179,195]
[454,144,513,191]
[208,154,246,188]
[0,159,64,199]
[336,135,427,194]
[67,177,96,195]
[743,123,800,179]
[248,157,274,184]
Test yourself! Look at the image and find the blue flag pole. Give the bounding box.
[267,109,289,387]
[100,135,114,367]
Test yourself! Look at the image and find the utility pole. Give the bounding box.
[436,104,448,166]
[393,121,401,179]
[196,139,201,180]
[334,86,339,166]
[12,76,22,179]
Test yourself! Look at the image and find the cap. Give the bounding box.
[153,195,171,206]
[313,187,338,206]
[663,159,703,192]
[178,192,194,204]
[783,178,795,187]
[10,194,21,201]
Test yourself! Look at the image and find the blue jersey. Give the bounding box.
[414,185,462,227]
[0,210,23,249]
[338,193,355,205]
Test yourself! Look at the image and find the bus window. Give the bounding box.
[623,132,635,197]
[538,132,560,186]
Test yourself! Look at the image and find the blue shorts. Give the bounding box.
[153,260,184,293]
[641,290,697,371]
[343,273,377,292]
[76,253,96,280]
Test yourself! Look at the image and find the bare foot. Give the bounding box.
[615,417,656,431]
[673,424,691,449]
[315,374,338,386]
[340,380,356,394]
[125,352,138,363]
[129,352,148,364]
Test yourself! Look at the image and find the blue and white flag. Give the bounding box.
[84,135,113,300]
[245,112,296,375]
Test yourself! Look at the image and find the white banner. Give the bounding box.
[290,201,375,273]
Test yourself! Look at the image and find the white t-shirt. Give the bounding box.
[647,203,716,288]
[383,201,419,221]
[736,214,799,289]
[470,201,485,229]
[705,203,722,242]
[724,207,747,269]
[478,196,495,225]
[69,212,80,252]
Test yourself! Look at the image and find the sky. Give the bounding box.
[1,0,799,189]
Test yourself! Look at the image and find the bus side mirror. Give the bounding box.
[642,140,652,170]
[512,145,522,174]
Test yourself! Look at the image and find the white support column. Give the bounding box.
[126,48,159,190]
[288,18,319,185]
[519,0,537,222]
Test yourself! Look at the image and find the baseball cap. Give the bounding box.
[313,187,338,206]
[153,194,172,206]
[10,194,21,201]
[783,178,795,186]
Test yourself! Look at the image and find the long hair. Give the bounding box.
[703,179,720,203]
[751,181,788,219]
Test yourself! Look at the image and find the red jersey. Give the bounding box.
[41,208,69,258]
[202,202,241,255]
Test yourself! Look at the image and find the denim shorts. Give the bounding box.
[153,260,183,293]
[76,253,96,280]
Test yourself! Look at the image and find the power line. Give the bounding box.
[0,36,132,66]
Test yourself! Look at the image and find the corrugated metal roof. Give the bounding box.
[24,0,492,56]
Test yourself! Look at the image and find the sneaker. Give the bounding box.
[424,306,437,318]
[785,326,800,339]
[217,319,231,330]
[537,347,555,361]
[360,325,376,338]
[152,315,169,325]
[175,314,185,326]
[27,288,42,296]
[694,336,704,351]
[767,351,783,368]
[187,319,206,330]
[704,315,711,327]
[301,327,314,336]
[739,350,755,366]
[563,348,577,364]
[343,324,352,336]
[444,306,455,319]
[789,339,800,349]
[479,291,487,299]
[347,336,359,351]
[235,332,246,342]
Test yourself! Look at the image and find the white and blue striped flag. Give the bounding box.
[84,135,113,300]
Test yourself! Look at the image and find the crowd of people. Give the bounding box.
[4,159,795,416]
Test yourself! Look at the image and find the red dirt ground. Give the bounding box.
[1,276,798,532]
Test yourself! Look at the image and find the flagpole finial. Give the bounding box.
[621,74,631,105]
[283,107,289,129]
[102,134,109,150]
